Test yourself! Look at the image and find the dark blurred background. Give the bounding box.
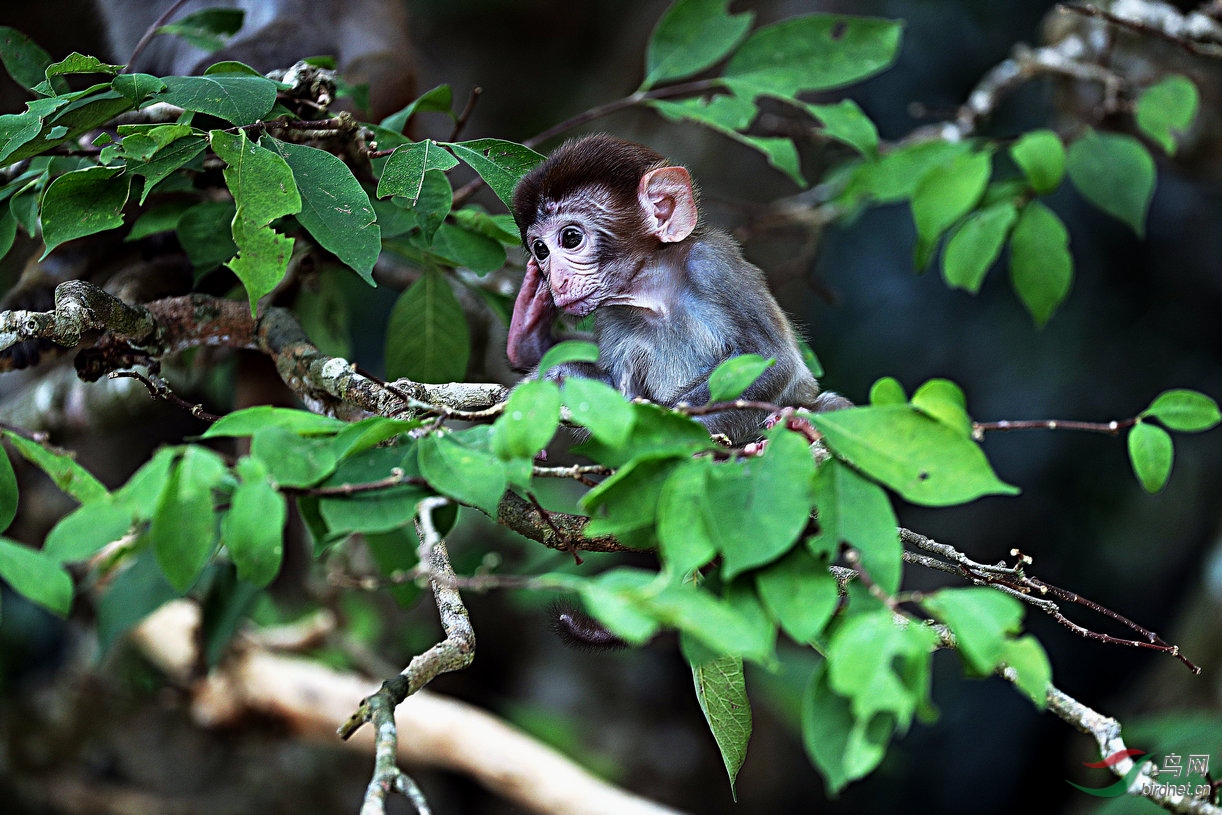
[1,1,1219,813]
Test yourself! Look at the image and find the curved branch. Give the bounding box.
[0,282,508,418]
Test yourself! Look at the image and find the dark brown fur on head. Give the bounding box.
[512,134,673,243]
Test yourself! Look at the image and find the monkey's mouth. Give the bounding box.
[553,293,598,317]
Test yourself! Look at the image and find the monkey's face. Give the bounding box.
[525,214,607,316]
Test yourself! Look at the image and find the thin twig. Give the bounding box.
[973,417,1135,439]
[110,370,221,423]
[123,0,193,72]
[899,528,1200,673]
[448,86,483,142]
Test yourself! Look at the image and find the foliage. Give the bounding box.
[0,0,1219,805]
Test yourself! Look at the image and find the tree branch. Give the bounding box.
[129,599,688,815]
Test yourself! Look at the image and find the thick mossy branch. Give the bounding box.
[0,281,508,416]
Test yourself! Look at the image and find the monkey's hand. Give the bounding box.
[507,258,561,370]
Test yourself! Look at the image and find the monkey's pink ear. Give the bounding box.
[638,166,697,243]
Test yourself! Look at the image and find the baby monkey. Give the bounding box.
[508,134,848,443]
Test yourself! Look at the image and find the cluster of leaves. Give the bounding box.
[0,0,1219,801]
[0,342,1052,795]
[0,23,541,384]
[832,79,1198,328]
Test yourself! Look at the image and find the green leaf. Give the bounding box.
[656,458,718,573]
[923,587,1023,674]
[575,402,712,468]
[573,570,661,645]
[111,447,177,518]
[869,377,906,406]
[251,426,340,488]
[705,429,815,578]
[157,74,278,126]
[451,208,519,246]
[418,433,507,514]
[4,90,133,164]
[377,140,460,200]
[429,221,506,274]
[1128,421,1173,493]
[317,447,428,536]
[651,95,805,186]
[805,99,880,158]
[380,86,454,134]
[43,53,122,80]
[2,431,107,504]
[40,166,130,255]
[43,500,133,564]
[708,354,774,402]
[491,379,561,461]
[203,405,345,439]
[267,140,380,284]
[0,210,15,260]
[0,536,74,615]
[642,0,754,89]
[826,608,938,730]
[911,150,992,270]
[724,15,903,97]
[808,458,901,592]
[96,553,180,653]
[112,73,167,103]
[157,8,245,52]
[0,26,58,91]
[1142,389,1221,433]
[1135,75,1199,155]
[0,111,46,166]
[1009,201,1072,327]
[999,635,1051,708]
[0,448,15,532]
[221,457,286,587]
[384,269,470,383]
[562,376,634,448]
[812,405,1018,506]
[582,457,674,547]
[176,200,238,270]
[447,139,545,210]
[910,379,972,436]
[577,568,773,661]
[942,201,1018,293]
[406,170,453,243]
[210,129,302,311]
[331,416,420,459]
[1066,130,1155,237]
[127,200,196,242]
[803,662,881,794]
[755,548,838,642]
[126,132,207,204]
[364,527,423,607]
[690,655,752,798]
[1009,130,1065,195]
[150,448,226,592]
[538,340,600,376]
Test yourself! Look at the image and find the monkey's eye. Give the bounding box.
[531,240,550,260]
[560,226,584,250]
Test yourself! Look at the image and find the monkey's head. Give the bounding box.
[512,134,699,316]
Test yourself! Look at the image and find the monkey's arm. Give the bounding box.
[507,258,561,370]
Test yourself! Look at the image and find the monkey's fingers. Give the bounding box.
[507,263,560,369]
